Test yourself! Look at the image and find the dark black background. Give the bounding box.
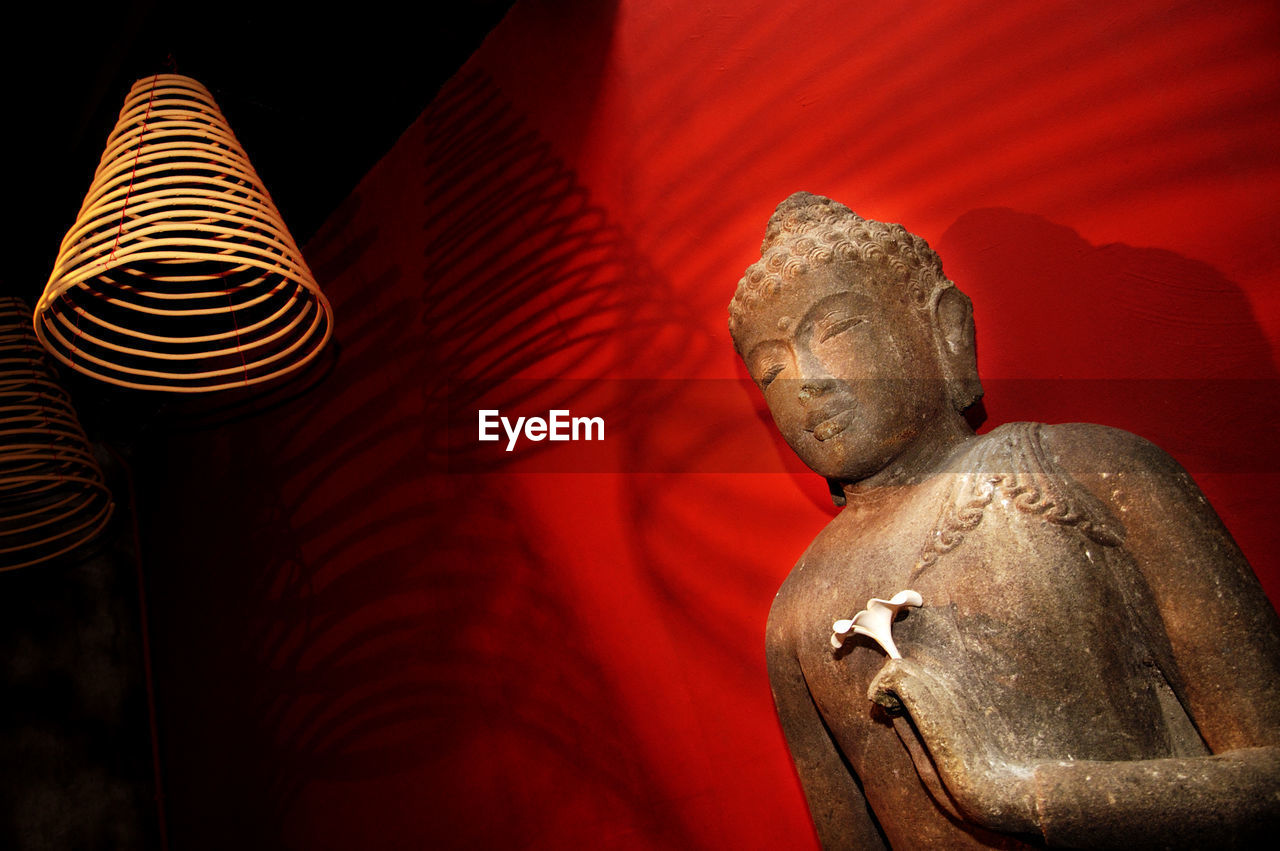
[0,1,515,302]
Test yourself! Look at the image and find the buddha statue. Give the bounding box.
[729,192,1280,849]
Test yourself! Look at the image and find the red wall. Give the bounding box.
[143,1,1280,847]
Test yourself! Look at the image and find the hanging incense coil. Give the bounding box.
[34,74,333,392]
[0,298,113,571]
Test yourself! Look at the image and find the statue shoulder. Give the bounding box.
[1035,422,1185,477]
[970,421,1172,473]
[970,421,1199,511]
[766,544,821,656]
[922,420,1229,556]
[1032,422,1213,517]
[933,422,1130,550]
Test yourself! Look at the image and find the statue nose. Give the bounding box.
[798,381,828,402]
[795,348,836,402]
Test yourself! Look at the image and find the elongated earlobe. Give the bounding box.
[933,287,982,411]
[935,287,973,355]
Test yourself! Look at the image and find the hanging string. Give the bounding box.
[106,73,161,264]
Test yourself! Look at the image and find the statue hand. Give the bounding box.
[866,656,920,715]
[867,657,1038,835]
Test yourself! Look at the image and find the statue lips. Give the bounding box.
[806,408,853,441]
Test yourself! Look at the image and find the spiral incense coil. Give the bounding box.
[34,74,333,392]
[0,298,113,571]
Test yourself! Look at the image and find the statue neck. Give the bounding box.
[840,410,974,506]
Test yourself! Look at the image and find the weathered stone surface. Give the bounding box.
[729,192,1280,849]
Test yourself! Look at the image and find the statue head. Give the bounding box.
[729,192,982,483]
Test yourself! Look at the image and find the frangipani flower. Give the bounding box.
[831,590,924,657]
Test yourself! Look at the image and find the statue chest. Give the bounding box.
[781,493,1203,844]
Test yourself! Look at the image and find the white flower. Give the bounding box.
[831,590,924,657]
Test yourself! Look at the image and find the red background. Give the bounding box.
[139,1,1280,847]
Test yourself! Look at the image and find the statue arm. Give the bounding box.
[870,659,1280,848]
[1063,424,1280,750]
[767,625,888,850]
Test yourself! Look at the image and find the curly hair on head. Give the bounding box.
[728,191,954,344]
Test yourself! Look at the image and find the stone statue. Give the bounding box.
[729,192,1280,849]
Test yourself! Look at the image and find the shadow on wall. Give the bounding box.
[140,69,713,849]
[935,207,1279,472]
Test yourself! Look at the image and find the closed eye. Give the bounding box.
[818,316,865,342]
[759,363,785,389]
